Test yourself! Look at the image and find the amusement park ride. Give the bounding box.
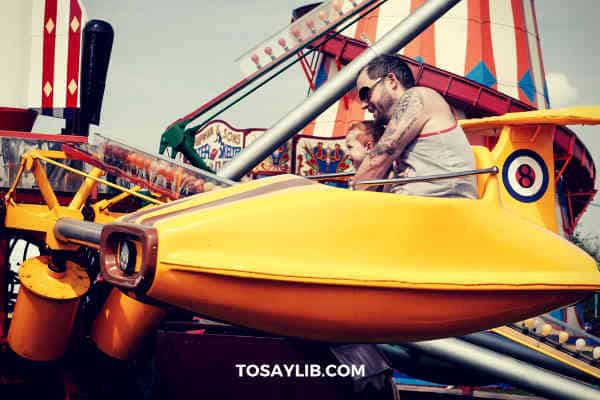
[1,0,600,399]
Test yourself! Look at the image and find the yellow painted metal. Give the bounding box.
[30,158,60,209]
[128,174,596,341]
[3,149,162,249]
[492,325,600,380]
[69,167,105,210]
[91,187,141,223]
[471,146,500,202]
[123,174,291,225]
[7,256,90,361]
[91,289,167,360]
[4,203,54,232]
[491,125,559,233]
[460,106,600,133]
[147,174,599,292]
[18,255,89,299]
[34,152,163,205]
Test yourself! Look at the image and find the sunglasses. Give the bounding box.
[358,77,383,102]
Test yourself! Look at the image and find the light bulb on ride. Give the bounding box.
[125,153,136,174]
[129,154,141,175]
[593,347,600,360]
[250,53,261,69]
[575,338,586,351]
[333,0,344,15]
[318,10,330,25]
[103,143,113,163]
[524,319,535,331]
[349,0,358,6]
[291,27,302,42]
[277,38,289,51]
[306,20,316,34]
[558,331,569,344]
[264,46,275,60]
[149,160,159,184]
[163,166,176,189]
[541,324,552,337]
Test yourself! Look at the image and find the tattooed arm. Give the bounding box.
[353,88,428,189]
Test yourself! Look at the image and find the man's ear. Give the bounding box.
[387,72,398,89]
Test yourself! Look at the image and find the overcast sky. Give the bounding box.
[35,0,600,236]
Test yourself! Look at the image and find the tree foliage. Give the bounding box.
[571,230,600,265]
[570,230,600,323]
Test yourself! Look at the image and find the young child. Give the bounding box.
[345,121,401,191]
[344,120,383,171]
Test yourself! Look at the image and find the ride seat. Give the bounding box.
[471,145,500,203]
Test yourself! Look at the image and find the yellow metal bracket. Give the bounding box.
[3,149,164,250]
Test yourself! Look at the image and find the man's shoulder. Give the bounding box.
[410,86,444,100]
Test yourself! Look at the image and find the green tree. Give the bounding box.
[571,230,600,265]
[570,230,600,323]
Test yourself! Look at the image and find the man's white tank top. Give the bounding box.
[391,122,478,199]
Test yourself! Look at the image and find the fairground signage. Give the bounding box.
[192,120,249,171]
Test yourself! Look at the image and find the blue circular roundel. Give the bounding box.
[502,149,549,203]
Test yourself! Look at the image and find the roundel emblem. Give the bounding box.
[502,149,549,203]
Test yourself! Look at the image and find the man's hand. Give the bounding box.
[353,88,428,190]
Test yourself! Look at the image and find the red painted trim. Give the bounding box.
[512,0,536,107]
[569,190,598,235]
[566,191,575,232]
[465,0,497,90]
[530,1,548,107]
[419,121,458,138]
[0,130,88,143]
[405,0,436,65]
[555,135,575,183]
[42,0,58,109]
[568,191,597,197]
[0,108,38,132]
[298,53,316,91]
[66,0,82,108]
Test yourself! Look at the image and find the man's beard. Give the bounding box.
[374,110,389,127]
[373,92,395,127]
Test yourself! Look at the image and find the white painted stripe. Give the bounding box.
[77,1,87,107]
[52,0,69,110]
[313,60,342,137]
[489,0,519,99]
[490,0,515,26]
[341,0,358,40]
[27,0,45,109]
[313,121,337,137]
[537,94,546,108]
[374,0,411,54]
[435,0,467,76]
[522,0,546,108]
[497,83,520,99]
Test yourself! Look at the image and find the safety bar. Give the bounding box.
[351,166,498,190]
[54,218,103,247]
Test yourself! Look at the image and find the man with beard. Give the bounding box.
[353,54,478,199]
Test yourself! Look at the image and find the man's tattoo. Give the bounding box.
[367,90,424,162]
